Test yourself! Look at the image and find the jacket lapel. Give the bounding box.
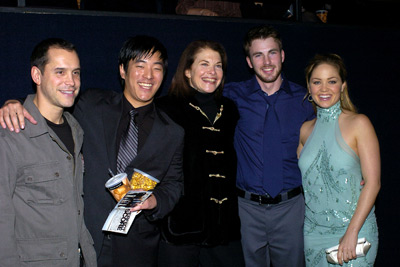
[102,93,123,174]
[128,107,170,169]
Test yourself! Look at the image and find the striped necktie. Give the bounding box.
[117,109,138,174]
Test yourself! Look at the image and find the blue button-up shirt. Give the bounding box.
[224,76,315,195]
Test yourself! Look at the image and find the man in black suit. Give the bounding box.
[0,35,184,267]
[73,35,184,266]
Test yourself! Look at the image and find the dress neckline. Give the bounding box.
[317,101,342,122]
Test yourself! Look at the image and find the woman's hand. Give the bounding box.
[337,232,358,265]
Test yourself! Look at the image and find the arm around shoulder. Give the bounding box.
[0,99,36,132]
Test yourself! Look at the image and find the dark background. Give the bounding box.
[1,6,399,265]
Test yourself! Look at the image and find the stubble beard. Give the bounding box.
[255,66,282,84]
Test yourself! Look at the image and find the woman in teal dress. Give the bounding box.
[297,54,380,266]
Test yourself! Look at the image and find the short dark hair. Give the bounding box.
[118,35,168,74]
[243,25,282,57]
[30,38,77,72]
[169,40,227,98]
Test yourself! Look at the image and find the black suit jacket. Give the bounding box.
[73,89,184,266]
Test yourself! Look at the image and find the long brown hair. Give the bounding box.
[305,53,357,112]
[169,40,227,98]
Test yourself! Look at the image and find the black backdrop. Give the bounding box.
[1,7,399,265]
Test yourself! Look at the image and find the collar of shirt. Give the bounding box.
[119,96,155,154]
[248,74,294,97]
[122,96,154,127]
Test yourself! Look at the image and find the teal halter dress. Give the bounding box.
[298,101,378,266]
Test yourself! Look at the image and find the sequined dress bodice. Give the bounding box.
[299,101,374,229]
[299,101,378,266]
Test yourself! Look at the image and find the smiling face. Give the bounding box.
[246,37,284,88]
[120,51,164,108]
[185,48,223,94]
[309,63,346,109]
[32,47,80,118]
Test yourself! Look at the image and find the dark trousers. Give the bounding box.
[97,216,160,267]
[238,194,305,267]
[158,239,245,267]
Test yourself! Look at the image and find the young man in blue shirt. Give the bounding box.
[224,25,315,267]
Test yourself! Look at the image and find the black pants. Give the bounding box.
[158,239,245,267]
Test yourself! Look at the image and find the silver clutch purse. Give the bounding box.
[325,238,371,264]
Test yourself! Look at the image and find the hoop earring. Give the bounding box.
[308,94,313,102]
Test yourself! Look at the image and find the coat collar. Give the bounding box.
[23,94,49,138]
[103,93,171,174]
[23,94,83,157]
[102,92,124,172]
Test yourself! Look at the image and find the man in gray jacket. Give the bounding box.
[0,38,97,266]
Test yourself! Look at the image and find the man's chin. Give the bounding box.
[256,71,281,84]
[258,76,278,84]
[139,95,155,103]
[60,99,77,108]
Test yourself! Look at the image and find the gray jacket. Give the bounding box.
[0,95,97,266]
